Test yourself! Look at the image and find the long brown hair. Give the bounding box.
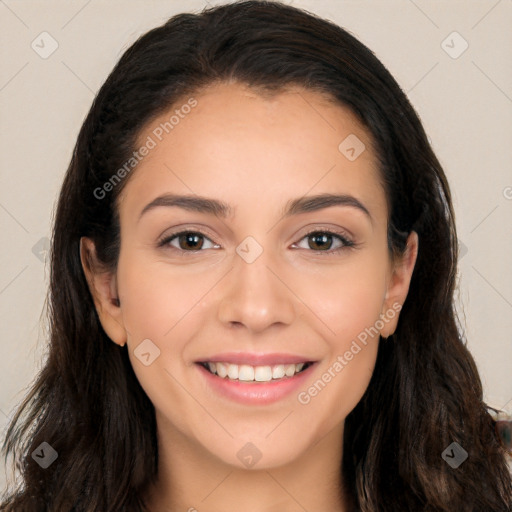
[2,1,511,510]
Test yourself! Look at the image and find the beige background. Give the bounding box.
[1,0,511,489]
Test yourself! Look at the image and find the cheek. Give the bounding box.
[115,250,216,397]
[291,253,386,417]
[116,250,212,341]
[116,254,207,436]
[297,284,382,430]
[295,251,388,341]
[317,278,382,398]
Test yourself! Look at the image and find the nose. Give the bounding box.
[217,244,297,334]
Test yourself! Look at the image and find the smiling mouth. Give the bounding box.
[198,361,313,382]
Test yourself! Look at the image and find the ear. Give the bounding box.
[79,236,127,347]
[380,231,418,338]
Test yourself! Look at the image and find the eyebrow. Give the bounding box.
[138,194,232,221]
[138,193,371,223]
[282,193,371,221]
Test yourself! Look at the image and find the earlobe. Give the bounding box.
[79,237,127,347]
[380,231,419,338]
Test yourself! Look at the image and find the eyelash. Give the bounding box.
[157,228,356,255]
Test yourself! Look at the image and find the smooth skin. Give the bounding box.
[81,81,418,512]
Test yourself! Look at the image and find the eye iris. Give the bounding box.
[309,232,332,250]
[179,233,203,250]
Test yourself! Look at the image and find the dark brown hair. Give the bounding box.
[2,1,511,510]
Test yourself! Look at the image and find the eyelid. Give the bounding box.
[296,225,354,242]
[157,224,219,243]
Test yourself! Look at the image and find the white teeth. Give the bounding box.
[216,362,228,378]
[227,364,239,380]
[204,361,309,381]
[254,366,272,382]
[284,364,295,377]
[272,365,285,379]
[238,365,255,381]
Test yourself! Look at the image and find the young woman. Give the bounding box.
[2,1,511,510]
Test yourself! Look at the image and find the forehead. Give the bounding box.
[118,81,385,223]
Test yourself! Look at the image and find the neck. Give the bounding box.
[143,412,348,512]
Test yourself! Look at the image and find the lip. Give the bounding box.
[196,360,318,405]
[196,352,314,366]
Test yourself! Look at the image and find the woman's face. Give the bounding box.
[83,81,417,469]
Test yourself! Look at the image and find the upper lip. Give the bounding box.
[196,352,316,366]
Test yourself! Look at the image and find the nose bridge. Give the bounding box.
[216,235,296,331]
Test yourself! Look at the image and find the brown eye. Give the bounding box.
[159,231,219,252]
[178,232,204,250]
[293,230,354,253]
[308,232,334,251]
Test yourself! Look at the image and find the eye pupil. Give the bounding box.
[309,232,332,251]
[180,233,203,250]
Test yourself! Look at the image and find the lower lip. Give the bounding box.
[196,363,316,405]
